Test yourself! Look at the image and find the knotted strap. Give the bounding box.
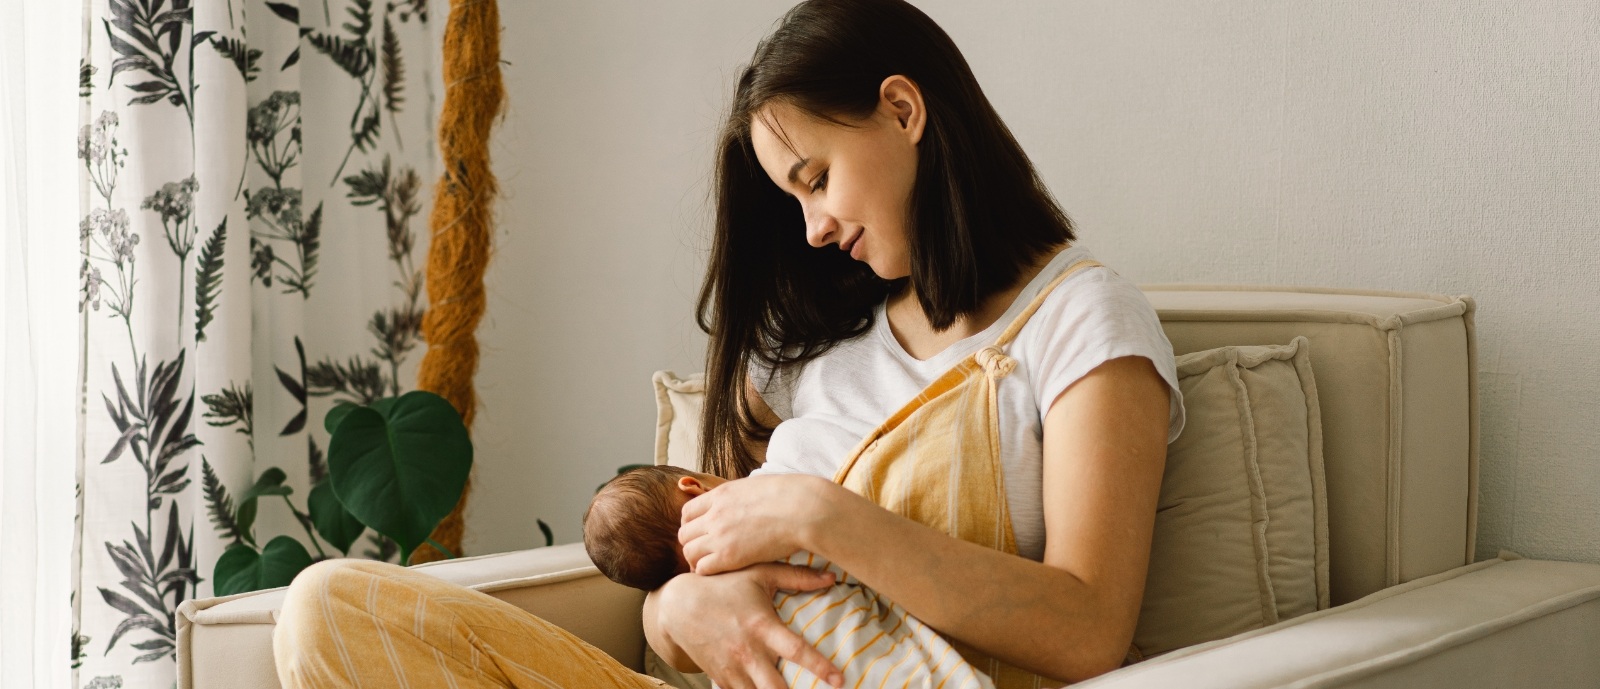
[974,345,1017,378]
[972,257,1104,382]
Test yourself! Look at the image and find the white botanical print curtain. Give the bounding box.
[75,0,434,686]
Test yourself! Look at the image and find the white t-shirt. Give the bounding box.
[748,243,1186,561]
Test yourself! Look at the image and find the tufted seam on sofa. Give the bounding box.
[1385,326,1404,588]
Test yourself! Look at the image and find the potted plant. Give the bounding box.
[211,390,474,596]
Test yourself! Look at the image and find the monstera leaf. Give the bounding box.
[307,478,365,555]
[234,467,293,546]
[213,536,314,596]
[325,390,472,564]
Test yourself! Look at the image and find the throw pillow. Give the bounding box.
[652,370,704,471]
[1130,335,1330,661]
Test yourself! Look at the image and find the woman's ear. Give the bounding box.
[878,74,926,146]
[677,476,711,497]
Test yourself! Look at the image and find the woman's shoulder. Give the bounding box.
[1027,245,1158,329]
[1016,247,1186,438]
[1018,261,1170,370]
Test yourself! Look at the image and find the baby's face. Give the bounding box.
[666,471,730,574]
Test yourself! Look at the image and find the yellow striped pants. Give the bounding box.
[273,558,669,688]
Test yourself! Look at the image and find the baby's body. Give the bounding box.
[766,548,992,689]
[583,418,994,689]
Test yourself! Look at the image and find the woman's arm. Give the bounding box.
[684,355,1172,683]
[641,584,695,672]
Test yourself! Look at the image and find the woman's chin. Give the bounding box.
[866,260,911,281]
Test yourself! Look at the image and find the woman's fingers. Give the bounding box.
[680,489,712,522]
[677,499,712,571]
[683,542,711,573]
[762,623,843,688]
[757,563,837,594]
[677,513,708,547]
[740,564,843,686]
[746,655,790,689]
[658,565,839,689]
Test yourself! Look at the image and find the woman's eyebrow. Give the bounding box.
[786,157,812,186]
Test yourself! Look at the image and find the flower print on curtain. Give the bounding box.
[74,0,436,686]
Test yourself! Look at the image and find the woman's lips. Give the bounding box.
[847,233,864,260]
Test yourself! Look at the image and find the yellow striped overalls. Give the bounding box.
[830,258,1103,689]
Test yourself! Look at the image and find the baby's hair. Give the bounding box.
[583,465,700,591]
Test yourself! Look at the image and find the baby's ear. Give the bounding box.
[677,475,710,497]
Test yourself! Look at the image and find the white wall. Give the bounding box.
[465,1,1600,565]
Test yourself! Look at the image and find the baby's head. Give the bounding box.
[583,465,729,591]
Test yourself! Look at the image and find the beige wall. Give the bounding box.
[464,1,1600,566]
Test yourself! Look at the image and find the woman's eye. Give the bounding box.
[810,171,828,193]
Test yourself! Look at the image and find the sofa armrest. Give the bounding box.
[1075,556,1600,689]
[176,543,646,689]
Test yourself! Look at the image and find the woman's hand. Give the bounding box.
[656,564,844,689]
[678,473,841,575]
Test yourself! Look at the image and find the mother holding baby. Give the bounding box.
[272,1,1183,688]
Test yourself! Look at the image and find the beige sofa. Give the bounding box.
[176,286,1600,688]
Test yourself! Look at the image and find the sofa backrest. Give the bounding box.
[1141,285,1478,605]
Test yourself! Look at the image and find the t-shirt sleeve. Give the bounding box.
[1026,272,1187,444]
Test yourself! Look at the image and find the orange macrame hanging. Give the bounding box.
[411,0,504,564]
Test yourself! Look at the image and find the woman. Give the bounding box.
[273,1,1182,688]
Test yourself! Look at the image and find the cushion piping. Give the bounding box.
[1139,283,1463,304]
[1460,297,1480,564]
[1290,338,1332,609]
[1386,327,1404,587]
[1224,349,1280,627]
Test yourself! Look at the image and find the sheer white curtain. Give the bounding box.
[1,2,83,689]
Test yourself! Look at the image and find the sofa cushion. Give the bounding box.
[653,370,704,471]
[1133,336,1330,660]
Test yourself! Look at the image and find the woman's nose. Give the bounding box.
[802,201,839,248]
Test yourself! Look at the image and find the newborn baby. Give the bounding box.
[583,463,995,689]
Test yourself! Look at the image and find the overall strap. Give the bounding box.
[992,258,1103,349]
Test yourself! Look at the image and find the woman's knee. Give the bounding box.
[277,559,400,635]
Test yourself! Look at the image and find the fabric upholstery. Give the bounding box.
[1135,337,1330,660]
[1070,555,1600,689]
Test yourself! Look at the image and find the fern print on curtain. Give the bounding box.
[75,0,434,686]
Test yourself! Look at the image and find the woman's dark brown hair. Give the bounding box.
[697,0,1077,479]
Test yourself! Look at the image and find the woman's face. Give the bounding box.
[748,77,926,280]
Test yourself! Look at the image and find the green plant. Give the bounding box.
[211,389,473,596]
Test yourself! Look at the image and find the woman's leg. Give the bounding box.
[273,558,669,689]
